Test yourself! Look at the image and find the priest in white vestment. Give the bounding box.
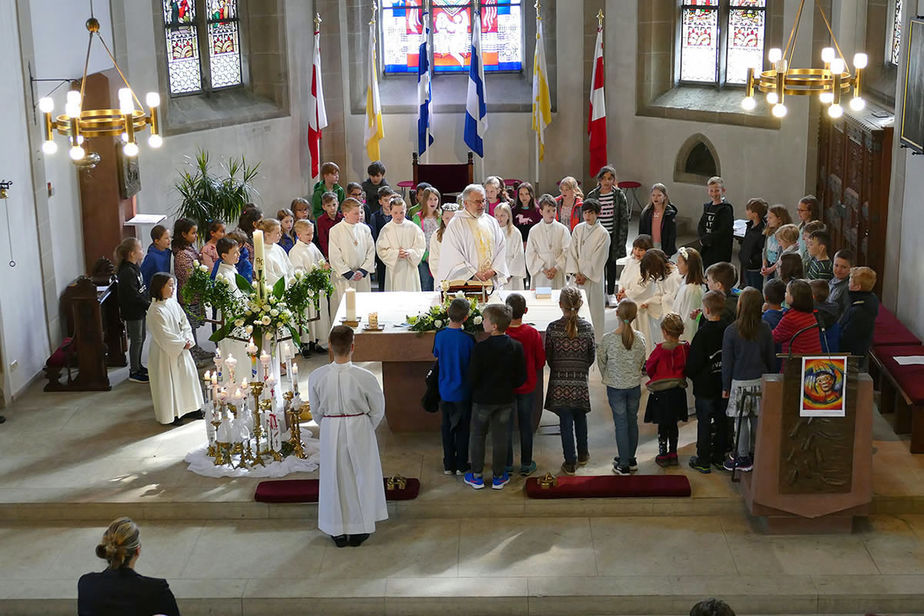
[147,274,204,424]
[328,199,375,318]
[526,198,571,290]
[289,220,333,352]
[259,218,294,288]
[214,238,252,377]
[308,325,387,546]
[437,184,509,287]
[376,198,427,292]
[566,199,611,342]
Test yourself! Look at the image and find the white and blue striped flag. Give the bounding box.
[417,9,433,156]
[464,10,487,158]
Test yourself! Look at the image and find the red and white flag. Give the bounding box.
[307,20,328,182]
[588,22,607,177]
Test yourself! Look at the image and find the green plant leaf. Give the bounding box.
[235,274,254,295]
[272,276,286,299]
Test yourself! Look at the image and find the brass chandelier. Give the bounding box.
[38,14,163,163]
[741,0,867,119]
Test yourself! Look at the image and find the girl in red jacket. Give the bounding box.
[772,279,822,365]
[643,313,690,467]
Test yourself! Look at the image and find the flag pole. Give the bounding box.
[534,0,541,190]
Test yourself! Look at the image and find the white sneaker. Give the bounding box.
[607,294,618,307]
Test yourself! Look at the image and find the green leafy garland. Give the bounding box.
[407,295,484,334]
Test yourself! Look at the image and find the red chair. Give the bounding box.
[618,180,643,217]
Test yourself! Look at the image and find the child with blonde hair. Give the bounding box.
[257,218,294,288]
[622,249,675,355]
[198,221,226,270]
[555,176,584,230]
[643,313,690,467]
[760,205,792,279]
[493,202,526,290]
[671,246,706,342]
[291,197,311,221]
[413,187,441,292]
[598,300,647,475]
[484,175,509,216]
[428,203,459,283]
[376,197,426,292]
[289,219,332,354]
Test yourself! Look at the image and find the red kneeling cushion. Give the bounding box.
[873,306,921,346]
[524,474,691,499]
[873,345,924,404]
[46,337,74,369]
[254,478,420,503]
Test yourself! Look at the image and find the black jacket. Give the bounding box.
[839,290,879,357]
[697,200,735,267]
[585,185,630,260]
[685,319,726,398]
[117,261,151,321]
[78,568,180,616]
[739,219,766,272]
[638,202,678,256]
[468,334,526,404]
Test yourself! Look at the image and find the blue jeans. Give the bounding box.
[506,392,535,467]
[557,408,589,465]
[419,260,434,292]
[606,386,640,465]
[440,400,471,472]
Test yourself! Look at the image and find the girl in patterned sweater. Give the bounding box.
[545,287,596,476]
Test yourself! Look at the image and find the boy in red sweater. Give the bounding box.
[316,192,344,258]
[504,293,546,476]
[643,313,690,467]
[772,279,822,364]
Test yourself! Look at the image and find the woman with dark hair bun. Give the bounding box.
[78,517,180,616]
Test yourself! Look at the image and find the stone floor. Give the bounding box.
[2,324,924,615]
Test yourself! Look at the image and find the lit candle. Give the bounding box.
[260,350,271,382]
[345,288,356,321]
[214,349,224,381]
[224,355,237,384]
[203,370,212,403]
[253,229,265,298]
[291,362,299,394]
[247,337,258,377]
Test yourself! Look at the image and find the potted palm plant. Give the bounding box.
[174,149,260,238]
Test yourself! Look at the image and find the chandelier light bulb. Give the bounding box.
[66,90,81,106]
[42,140,58,155]
[741,96,757,111]
[828,103,844,118]
[767,92,779,105]
[821,47,836,64]
[148,134,163,148]
[65,102,80,119]
[77,135,84,145]
[121,132,129,143]
[772,103,788,118]
[123,142,140,157]
[768,47,783,63]
[68,145,86,161]
[853,53,868,69]
[830,58,846,75]
[38,97,54,113]
[145,92,161,108]
[850,97,866,111]
[820,91,835,104]
[118,88,134,115]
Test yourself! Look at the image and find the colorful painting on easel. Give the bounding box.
[800,356,848,417]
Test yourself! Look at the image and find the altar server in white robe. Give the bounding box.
[328,198,375,318]
[259,218,294,289]
[309,325,387,547]
[438,184,509,287]
[147,273,204,425]
[566,198,611,342]
[493,203,526,290]
[376,197,427,292]
[428,203,459,280]
[213,237,252,374]
[526,195,571,290]
[289,219,332,353]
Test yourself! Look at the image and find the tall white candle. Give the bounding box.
[345,288,357,321]
[253,229,265,298]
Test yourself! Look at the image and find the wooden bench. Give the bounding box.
[870,344,924,453]
[868,305,921,390]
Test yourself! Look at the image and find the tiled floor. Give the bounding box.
[2,324,924,614]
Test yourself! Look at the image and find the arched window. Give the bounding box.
[380,0,524,75]
[163,0,244,96]
[889,0,903,66]
[679,0,767,86]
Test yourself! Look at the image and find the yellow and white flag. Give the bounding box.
[531,20,551,161]
[365,21,384,161]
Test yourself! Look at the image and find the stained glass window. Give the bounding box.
[679,0,766,86]
[890,0,903,66]
[163,0,244,96]
[727,0,766,84]
[680,5,719,82]
[164,0,202,94]
[381,0,523,75]
[206,0,243,89]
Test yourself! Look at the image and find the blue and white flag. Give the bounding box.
[464,10,487,158]
[417,9,433,156]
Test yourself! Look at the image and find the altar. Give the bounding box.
[332,290,591,432]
